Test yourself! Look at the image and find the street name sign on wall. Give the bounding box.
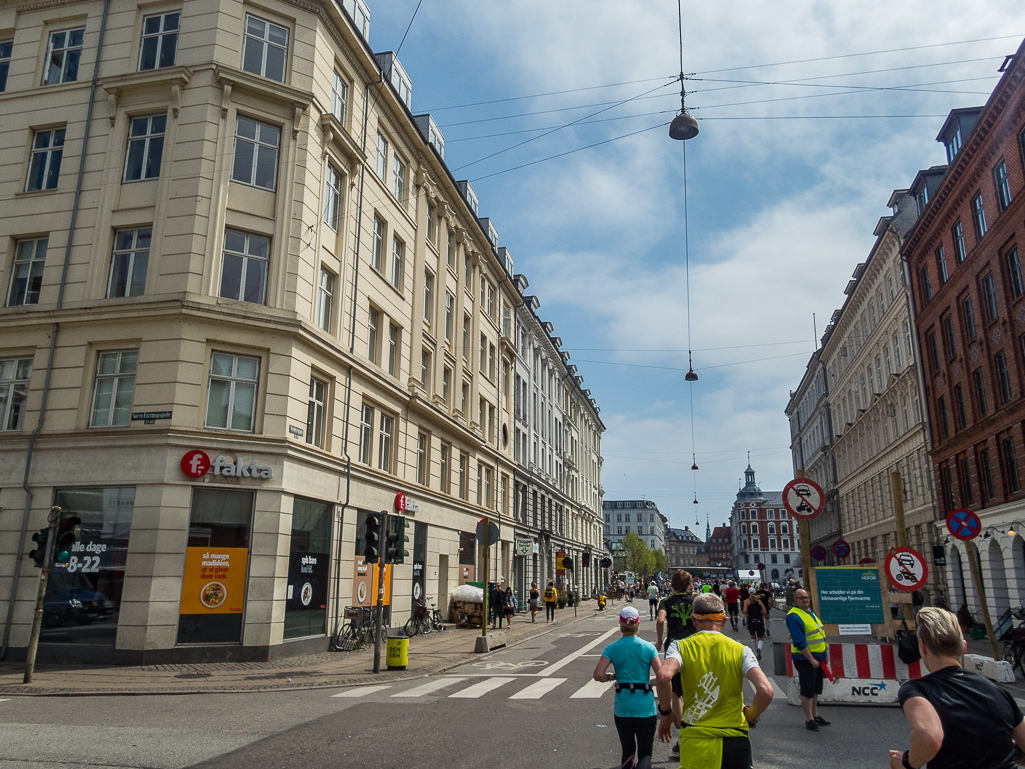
[815,567,885,625]
[783,477,825,521]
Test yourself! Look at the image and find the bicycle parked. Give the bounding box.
[332,605,374,651]
[1001,599,1025,679]
[404,597,446,637]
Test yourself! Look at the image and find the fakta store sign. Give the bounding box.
[181,449,273,479]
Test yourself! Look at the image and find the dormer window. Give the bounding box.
[915,185,928,217]
[945,125,962,163]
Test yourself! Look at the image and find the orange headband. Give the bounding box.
[693,612,727,622]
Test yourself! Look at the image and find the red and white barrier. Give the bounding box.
[783,643,922,705]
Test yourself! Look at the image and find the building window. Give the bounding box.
[367,307,380,364]
[440,443,450,494]
[937,396,949,440]
[462,316,471,360]
[1004,438,1021,493]
[241,14,288,82]
[1008,248,1024,300]
[123,114,166,182]
[780,522,789,534]
[324,164,342,230]
[331,70,347,122]
[442,367,451,406]
[750,522,758,534]
[936,246,948,285]
[0,39,12,92]
[943,314,956,358]
[27,128,65,191]
[220,229,268,304]
[426,203,437,245]
[994,160,1012,212]
[488,343,496,380]
[981,448,996,500]
[205,352,259,431]
[390,236,404,290]
[460,382,468,415]
[423,272,434,324]
[232,117,279,190]
[306,377,326,448]
[7,238,48,307]
[960,457,974,506]
[459,452,468,499]
[139,12,179,70]
[108,228,151,298]
[388,323,399,376]
[392,155,406,202]
[920,266,932,304]
[416,432,429,485]
[445,292,454,342]
[487,284,496,319]
[996,351,1012,404]
[0,358,33,431]
[316,267,334,332]
[377,413,393,472]
[479,333,487,373]
[973,367,988,417]
[926,332,939,373]
[371,216,385,272]
[358,404,373,464]
[971,192,987,240]
[954,383,967,429]
[421,348,432,390]
[43,28,84,85]
[952,220,967,264]
[447,235,455,268]
[375,133,388,179]
[983,273,999,322]
[963,295,978,340]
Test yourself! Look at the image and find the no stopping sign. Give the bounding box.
[884,547,928,592]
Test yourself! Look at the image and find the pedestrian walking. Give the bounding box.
[503,587,516,628]
[655,569,697,757]
[648,581,660,620]
[528,582,540,623]
[786,589,831,731]
[757,582,773,636]
[724,581,741,632]
[655,593,774,769]
[738,583,750,627]
[888,606,1025,769]
[543,580,558,622]
[743,587,767,661]
[491,581,507,628]
[593,606,663,769]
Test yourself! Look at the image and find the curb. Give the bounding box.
[0,610,603,697]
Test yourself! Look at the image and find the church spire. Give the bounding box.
[705,514,711,540]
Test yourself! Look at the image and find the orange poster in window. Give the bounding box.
[180,547,248,615]
[351,556,391,606]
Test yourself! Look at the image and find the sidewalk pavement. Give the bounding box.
[0,606,597,697]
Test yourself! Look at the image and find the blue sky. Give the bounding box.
[367,1,1025,536]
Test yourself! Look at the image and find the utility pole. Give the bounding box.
[372,509,388,674]
[796,470,813,594]
[890,472,915,625]
[24,506,61,684]
[481,520,490,640]
[965,538,1001,660]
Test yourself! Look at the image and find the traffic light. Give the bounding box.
[563,556,575,571]
[29,528,50,568]
[386,516,410,564]
[54,515,82,565]
[364,513,382,564]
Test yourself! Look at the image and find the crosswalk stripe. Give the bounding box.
[570,679,614,699]
[509,677,566,699]
[0,699,10,703]
[332,685,392,698]
[449,677,515,698]
[393,677,468,698]
[538,626,620,677]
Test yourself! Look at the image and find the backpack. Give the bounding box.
[544,587,556,600]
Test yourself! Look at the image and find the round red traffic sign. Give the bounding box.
[783,477,825,521]
[395,492,407,512]
[859,557,876,565]
[832,540,851,559]
[756,562,766,571]
[885,547,928,592]
[181,450,211,478]
[811,545,827,561]
[946,508,981,541]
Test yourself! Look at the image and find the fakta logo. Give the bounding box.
[181,450,211,478]
[180,450,273,479]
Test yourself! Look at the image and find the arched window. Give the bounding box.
[768,523,776,535]
[741,523,748,535]
[750,522,759,534]
[781,522,789,534]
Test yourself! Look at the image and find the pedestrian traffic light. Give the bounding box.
[563,556,575,571]
[386,516,410,564]
[364,513,382,564]
[54,514,82,565]
[29,528,50,568]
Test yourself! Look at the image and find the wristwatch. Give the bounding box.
[901,750,916,769]
[657,704,672,716]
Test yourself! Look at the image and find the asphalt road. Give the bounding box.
[0,609,912,769]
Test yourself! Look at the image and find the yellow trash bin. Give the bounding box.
[387,633,409,670]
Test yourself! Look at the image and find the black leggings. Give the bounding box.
[720,736,752,769]
[546,602,556,620]
[614,715,656,769]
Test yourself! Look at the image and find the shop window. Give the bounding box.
[177,487,253,645]
[42,487,134,646]
[284,497,332,639]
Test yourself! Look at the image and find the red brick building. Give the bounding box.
[903,39,1025,615]
[708,526,732,568]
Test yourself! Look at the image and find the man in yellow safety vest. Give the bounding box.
[786,589,831,731]
[655,593,774,769]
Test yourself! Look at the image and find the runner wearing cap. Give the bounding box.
[593,606,663,769]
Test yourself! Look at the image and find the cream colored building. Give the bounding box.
[0,0,600,663]
[822,189,942,600]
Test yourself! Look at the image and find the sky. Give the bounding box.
[366,1,1025,538]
